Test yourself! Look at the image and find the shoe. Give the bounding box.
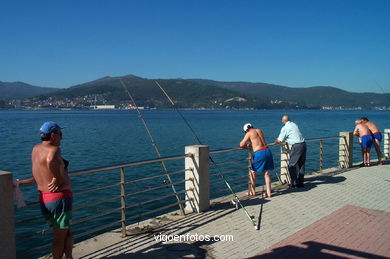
[290,184,297,188]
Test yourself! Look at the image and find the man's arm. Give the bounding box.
[275,126,286,144]
[240,133,251,148]
[353,126,359,136]
[47,148,65,189]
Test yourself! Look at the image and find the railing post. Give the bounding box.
[320,140,323,173]
[185,145,210,213]
[120,167,126,237]
[280,144,291,184]
[0,171,16,259]
[384,129,390,160]
[339,132,353,168]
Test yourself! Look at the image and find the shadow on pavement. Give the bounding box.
[249,241,389,259]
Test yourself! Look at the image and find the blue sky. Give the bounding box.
[0,0,389,92]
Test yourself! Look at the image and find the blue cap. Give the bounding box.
[40,121,63,135]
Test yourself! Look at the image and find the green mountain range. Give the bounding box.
[26,75,278,109]
[1,74,389,109]
[0,81,58,100]
[189,79,390,109]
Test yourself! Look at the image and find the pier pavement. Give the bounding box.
[72,163,390,259]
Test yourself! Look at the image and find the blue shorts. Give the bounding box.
[251,148,274,173]
[373,132,382,142]
[361,135,373,149]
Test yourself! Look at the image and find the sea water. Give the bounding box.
[1,109,389,257]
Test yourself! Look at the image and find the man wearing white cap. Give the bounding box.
[240,123,274,197]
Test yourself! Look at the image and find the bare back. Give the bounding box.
[240,128,268,152]
[32,143,71,192]
[353,124,371,137]
[364,121,379,134]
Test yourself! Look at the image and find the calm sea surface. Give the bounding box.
[1,109,389,257]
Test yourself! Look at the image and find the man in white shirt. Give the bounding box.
[275,115,306,188]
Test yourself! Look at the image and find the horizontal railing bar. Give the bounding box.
[18,243,52,257]
[124,168,187,185]
[17,227,52,242]
[69,154,193,177]
[211,182,248,195]
[72,207,121,226]
[322,152,340,156]
[126,179,188,197]
[73,195,121,211]
[126,200,188,222]
[210,158,248,167]
[209,142,288,155]
[209,147,243,155]
[18,154,194,184]
[16,215,42,225]
[125,190,187,210]
[305,136,341,142]
[211,174,248,185]
[74,182,121,196]
[210,166,248,175]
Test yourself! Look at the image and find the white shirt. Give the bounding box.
[277,121,305,145]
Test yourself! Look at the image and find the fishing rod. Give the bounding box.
[256,185,265,230]
[119,79,186,216]
[154,81,258,229]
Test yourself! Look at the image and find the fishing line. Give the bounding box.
[120,79,185,216]
[155,81,258,229]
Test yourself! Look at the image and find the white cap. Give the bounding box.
[243,123,252,132]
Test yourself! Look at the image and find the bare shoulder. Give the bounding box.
[256,128,264,135]
[46,145,61,159]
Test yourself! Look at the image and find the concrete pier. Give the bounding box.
[72,163,390,258]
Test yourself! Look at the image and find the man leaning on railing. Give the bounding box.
[31,121,74,259]
[275,115,306,188]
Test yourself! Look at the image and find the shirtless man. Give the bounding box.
[353,120,373,167]
[361,117,382,165]
[240,123,274,197]
[32,121,73,259]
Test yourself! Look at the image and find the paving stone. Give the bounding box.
[72,164,390,258]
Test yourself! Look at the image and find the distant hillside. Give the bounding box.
[189,79,390,109]
[0,81,59,100]
[27,75,283,109]
[4,74,389,110]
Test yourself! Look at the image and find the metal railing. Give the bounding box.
[16,153,194,257]
[14,132,390,257]
[208,136,343,196]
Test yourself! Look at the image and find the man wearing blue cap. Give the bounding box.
[32,121,73,259]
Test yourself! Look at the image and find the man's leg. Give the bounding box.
[288,145,300,186]
[367,148,371,165]
[362,148,367,165]
[297,143,306,186]
[263,171,271,197]
[64,229,73,259]
[52,228,69,259]
[247,170,256,196]
[374,139,382,165]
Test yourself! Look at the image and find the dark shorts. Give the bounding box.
[373,132,382,142]
[251,147,274,173]
[40,190,73,229]
[361,135,373,149]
